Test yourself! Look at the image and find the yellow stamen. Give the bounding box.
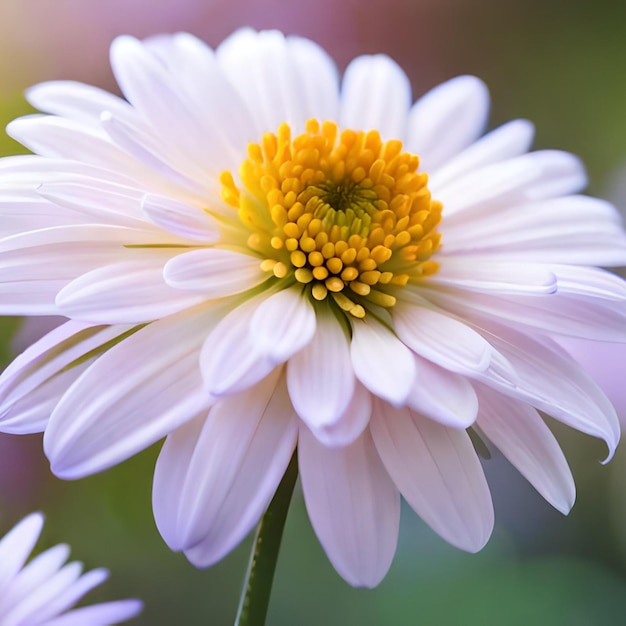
[220,119,442,317]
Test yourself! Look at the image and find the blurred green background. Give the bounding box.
[1,0,626,624]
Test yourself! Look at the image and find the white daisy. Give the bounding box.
[0,512,141,625]
[0,29,625,587]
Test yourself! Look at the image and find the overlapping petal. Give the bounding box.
[371,400,494,552]
[0,513,141,625]
[299,424,400,587]
[154,370,297,565]
[0,26,623,593]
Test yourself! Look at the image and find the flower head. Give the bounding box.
[0,512,141,625]
[1,29,626,586]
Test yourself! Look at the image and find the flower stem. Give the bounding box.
[235,450,298,626]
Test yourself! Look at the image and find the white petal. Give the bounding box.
[442,195,626,266]
[551,265,626,300]
[522,150,588,199]
[216,29,340,135]
[429,119,535,190]
[100,111,212,199]
[0,513,43,591]
[308,381,372,447]
[350,317,416,405]
[2,561,82,625]
[44,308,215,478]
[475,320,620,459]
[141,193,220,243]
[299,424,400,587]
[437,150,586,216]
[0,224,165,315]
[0,364,90,434]
[426,286,626,342]
[393,299,493,374]
[56,257,207,324]
[37,180,147,228]
[0,322,134,433]
[200,297,276,396]
[0,544,70,614]
[138,32,257,170]
[110,35,243,176]
[0,223,164,254]
[0,154,133,188]
[7,115,131,168]
[475,384,575,514]
[164,248,267,296]
[371,401,494,551]
[407,354,478,428]
[430,257,557,295]
[42,600,143,626]
[287,312,355,431]
[249,287,317,364]
[26,80,136,125]
[0,195,80,237]
[340,55,411,140]
[406,76,490,172]
[154,371,297,566]
[26,568,108,623]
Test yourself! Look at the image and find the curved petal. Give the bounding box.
[307,381,372,447]
[7,115,131,169]
[429,119,535,190]
[216,29,340,135]
[441,195,626,266]
[475,384,575,514]
[0,224,165,315]
[371,400,494,552]
[26,80,135,125]
[110,35,251,176]
[426,286,626,342]
[430,257,557,295]
[26,568,108,624]
[406,75,490,172]
[407,354,478,428]
[200,296,276,396]
[2,561,82,625]
[0,513,43,591]
[299,424,400,587]
[249,287,317,364]
[44,307,216,478]
[42,600,143,626]
[437,150,587,217]
[474,319,620,459]
[1,544,71,613]
[0,364,90,435]
[350,317,416,406]
[287,312,355,431]
[141,193,220,243]
[0,321,135,434]
[57,257,207,324]
[340,54,411,140]
[154,371,298,566]
[393,300,493,374]
[163,248,267,296]
[37,180,147,227]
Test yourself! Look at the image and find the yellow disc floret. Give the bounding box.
[220,119,442,318]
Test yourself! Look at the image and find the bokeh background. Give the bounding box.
[1,0,626,624]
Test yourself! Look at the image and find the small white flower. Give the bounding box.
[0,512,142,625]
[0,29,625,587]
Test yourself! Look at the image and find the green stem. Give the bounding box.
[235,450,298,626]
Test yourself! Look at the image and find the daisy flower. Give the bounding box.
[0,29,625,588]
[0,512,141,625]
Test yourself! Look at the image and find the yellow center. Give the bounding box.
[220,119,442,318]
